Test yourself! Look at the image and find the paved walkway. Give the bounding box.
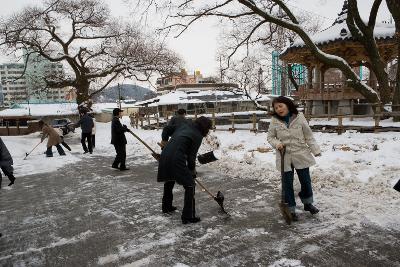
[0,154,399,266]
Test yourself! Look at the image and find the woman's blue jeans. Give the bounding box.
[283,167,314,212]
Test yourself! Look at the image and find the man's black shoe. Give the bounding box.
[304,204,319,215]
[120,167,130,171]
[291,212,299,221]
[162,206,177,213]
[181,217,201,224]
[112,164,119,169]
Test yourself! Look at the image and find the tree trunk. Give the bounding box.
[75,81,91,106]
[387,0,400,121]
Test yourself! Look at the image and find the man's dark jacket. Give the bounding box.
[168,115,187,128]
[0,137,13,176]
[111,116,128,145]
[77,114,94,134]
[157,122,203,186]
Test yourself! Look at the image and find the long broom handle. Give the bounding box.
[24,140,43,159]
[128,129,158,155]
[279,146,286,203]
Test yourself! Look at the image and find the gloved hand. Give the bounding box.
[159,140,168,149]
[315,153,322,157]
[123,124,129,132]
[276,143,284,151]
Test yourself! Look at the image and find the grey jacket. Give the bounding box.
[0,137,14,176]
[267,112,320,172]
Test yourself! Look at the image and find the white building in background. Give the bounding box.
[0,63,28,106]
[24,50,68,102]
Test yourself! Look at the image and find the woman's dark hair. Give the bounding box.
[194,116,212,137]
[177,108,186,115]
[271,96,298,119]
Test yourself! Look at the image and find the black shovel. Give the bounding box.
[129,129,228,214]
[279,147,293,225]
[394,179,400,192]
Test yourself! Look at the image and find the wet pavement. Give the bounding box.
[1,154,399,266]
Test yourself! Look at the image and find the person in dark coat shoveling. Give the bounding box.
[158,116,212,224]
[111,108,130,171]
[0,137,15,188]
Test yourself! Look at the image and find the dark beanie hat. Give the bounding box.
[113,108,123,116]
[194,116,212,137]
[177,108,186,115]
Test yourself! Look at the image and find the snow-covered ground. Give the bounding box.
[1,116,400,265]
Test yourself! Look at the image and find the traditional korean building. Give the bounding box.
[280,1,397,115]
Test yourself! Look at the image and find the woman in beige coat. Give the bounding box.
[267,96,321,221]
[39,120,66,157]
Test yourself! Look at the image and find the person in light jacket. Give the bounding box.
[39,120,66,157]
[267,96,321,221]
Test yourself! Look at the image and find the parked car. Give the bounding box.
[51,118,75,135]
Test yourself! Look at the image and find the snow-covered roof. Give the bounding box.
[0,102,140,117]
[0,103,79,117]
[134,89,271,107]
[281,2,395,55]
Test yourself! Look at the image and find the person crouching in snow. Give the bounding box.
[39,120,66,157]
[267,96,321,221]
[0,137,16,188]
[158,116,212,224]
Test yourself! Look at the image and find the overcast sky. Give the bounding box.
[0,0,392,79]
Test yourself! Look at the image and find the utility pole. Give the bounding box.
[118,83,122,109]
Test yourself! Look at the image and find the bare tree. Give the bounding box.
[386,0,400,119]
[0,0,182,106]
[154,0,400,111]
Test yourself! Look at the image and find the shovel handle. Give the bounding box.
[194,178,215,199]
[23,139,44,160]
[128,129,158,155]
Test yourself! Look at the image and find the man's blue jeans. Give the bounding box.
[283,167,314,212]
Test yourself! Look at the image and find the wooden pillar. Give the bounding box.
[6,121,10,136]
[135,115,139,129]
[374,104,381,133]
[147,114,150,126]
[230,113,235,133]
[328,101,331,120]
[140,116,143,127]
[212,111,216,131]
[251,113,257,132]
[17,120,20,135]
[337,116,343,135]
[166,112,169,124]
[156,114,159,128]
[350,100,354,121]
[307,65,313,90]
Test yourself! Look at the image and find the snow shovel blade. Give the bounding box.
[197,151,218,164]
[214,191,229,215]
[279,202,292,225]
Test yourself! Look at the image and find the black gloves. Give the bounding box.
[191,169,197,179]
[123,124,129,132]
